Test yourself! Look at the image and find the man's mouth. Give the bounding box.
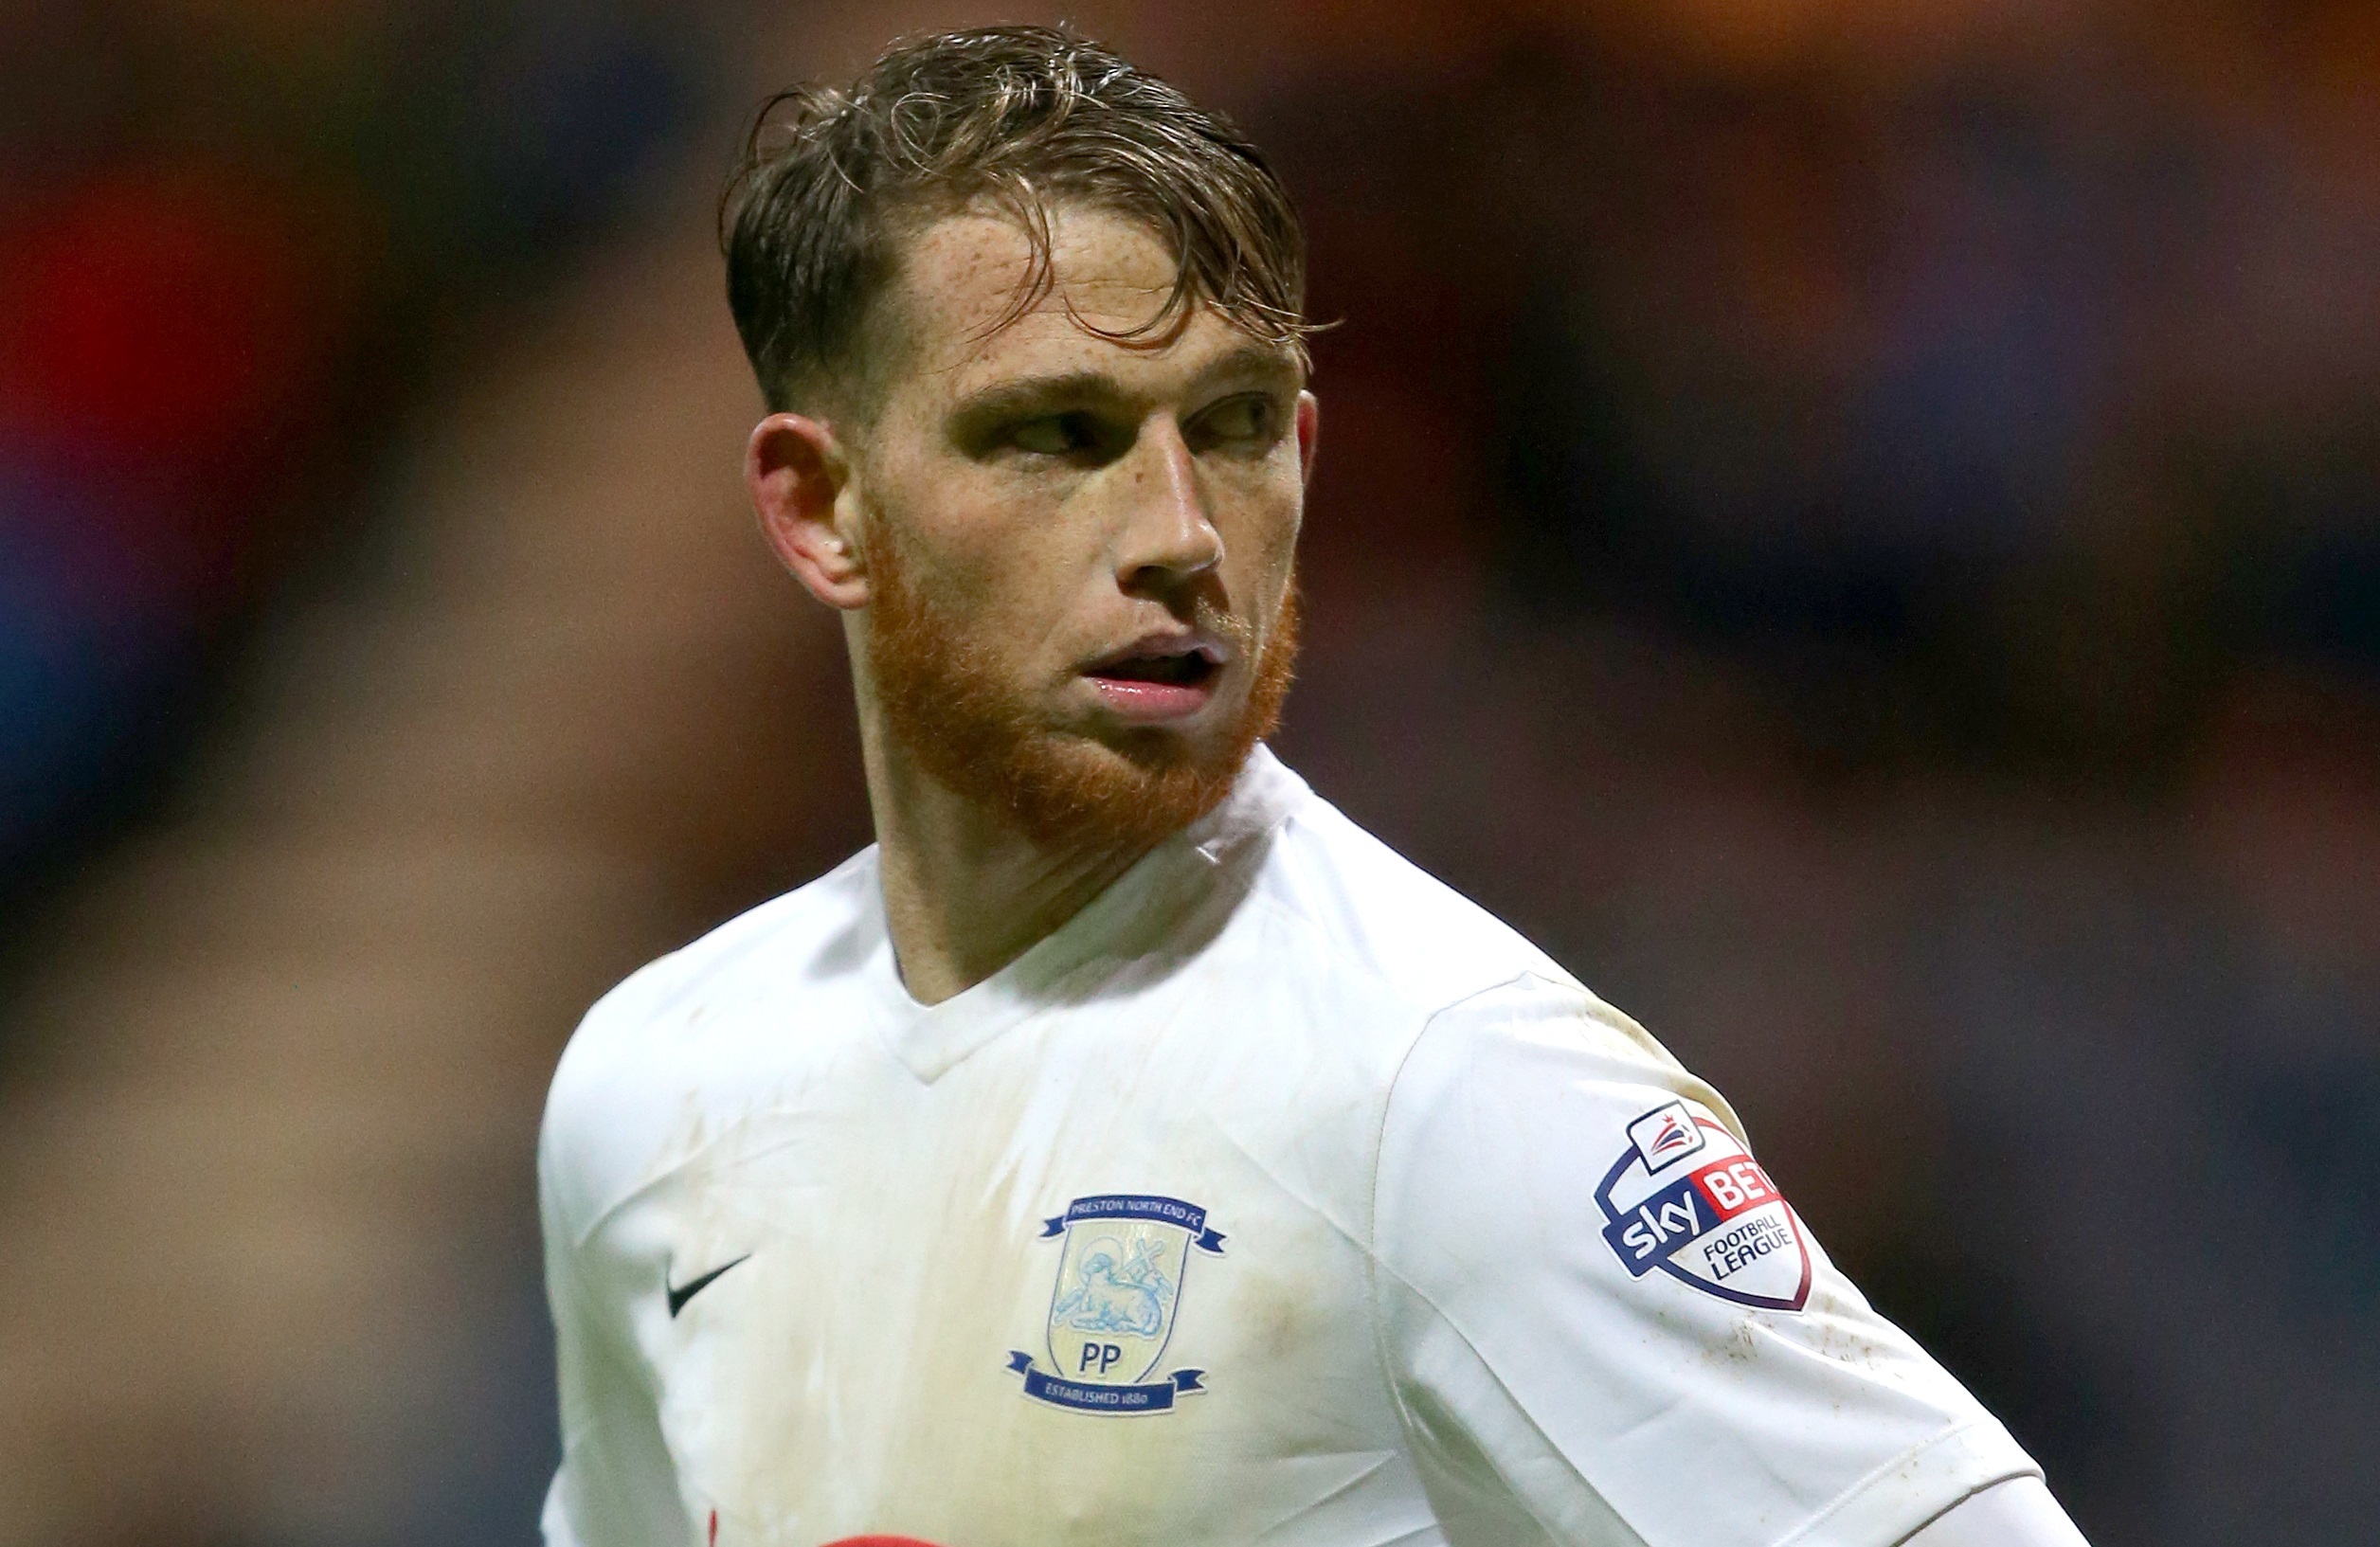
[1083,639,1225,722]
[1088,652,1218,687]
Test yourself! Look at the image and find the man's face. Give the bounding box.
[842,204,1314,845]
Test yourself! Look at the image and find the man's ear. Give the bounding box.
[1296,390,1321,488]
[748,412,869,610]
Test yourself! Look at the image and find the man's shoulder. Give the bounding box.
[1249,778,1584,1022]
[1251,794,1720,1130]
[568,843,878,1056]
[537,846,880,1220]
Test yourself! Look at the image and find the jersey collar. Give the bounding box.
[864,745,1309,1083]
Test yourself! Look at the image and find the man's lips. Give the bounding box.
[1082,636,1225,723]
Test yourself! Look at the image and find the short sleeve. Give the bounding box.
[1371,975,2039,1547]
[539,1075,696,1547]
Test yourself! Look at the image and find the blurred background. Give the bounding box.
[1,0,2374,1542]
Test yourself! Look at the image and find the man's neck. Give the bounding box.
[862,730,1160,1007]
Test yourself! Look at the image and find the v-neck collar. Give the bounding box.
[858,746,1309,1084]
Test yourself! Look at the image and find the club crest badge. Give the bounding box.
[1596,1101,1812,1312]
[1006,1194,1224,1414]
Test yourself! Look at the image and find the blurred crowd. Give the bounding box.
[2,2,2374,1544]
[1263,8,2380,1541]
[0,0,727,899]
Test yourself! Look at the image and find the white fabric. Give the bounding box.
[540,747,2040,1547]
[1904,1478,2091,1547]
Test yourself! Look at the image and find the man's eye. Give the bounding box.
[1011,414,1085,455]
[1196,395,1271,443]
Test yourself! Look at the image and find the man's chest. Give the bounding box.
[614,1034,1429,1545]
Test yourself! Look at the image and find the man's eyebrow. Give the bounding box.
[946,370,1128,426]
[1194,342,1303,393]
[944,344,1304,426]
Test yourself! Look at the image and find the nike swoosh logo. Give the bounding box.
[666,1254,750,1318]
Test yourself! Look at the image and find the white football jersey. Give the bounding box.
[540,747,2037,1547]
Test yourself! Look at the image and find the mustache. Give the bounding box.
[1190,595,1255,658]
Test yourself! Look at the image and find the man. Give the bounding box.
[540,27,2094,1547]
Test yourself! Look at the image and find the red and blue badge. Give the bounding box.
[1596,1100,1812,1312]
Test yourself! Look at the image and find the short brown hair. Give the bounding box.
[720,25,1314,414]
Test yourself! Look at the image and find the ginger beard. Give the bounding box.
[863,528,1299,851]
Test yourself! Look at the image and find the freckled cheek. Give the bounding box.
[1219,491,1303,606]
[896,481,1079,603]
[939,536,1110,657]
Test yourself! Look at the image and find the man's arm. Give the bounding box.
[542,1251,692,1547]
[540,1089,694,1547]
[1373,975,2053,1547]
[1905,1478,2093,1546]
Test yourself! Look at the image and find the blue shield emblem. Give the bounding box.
[1596,1101,1812,1311]
[1007,1194,1224,1413]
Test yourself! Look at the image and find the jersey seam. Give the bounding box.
[1885,1475,2029,1547]
[566,1121,741,1253]
[1770,1419,2039,1547]
[1361,970,1576,1396]
[1364,978,1600,1546]
[550,1182,668,1410]
[1364,1248,1627,1543]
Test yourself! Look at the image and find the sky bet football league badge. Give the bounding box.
[1008,1194,1225,1413]
[1596,1100,1812,1311]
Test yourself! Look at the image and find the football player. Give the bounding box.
[540,26,2094,1547]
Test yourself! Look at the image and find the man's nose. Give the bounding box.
[1112,418,1222,590]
